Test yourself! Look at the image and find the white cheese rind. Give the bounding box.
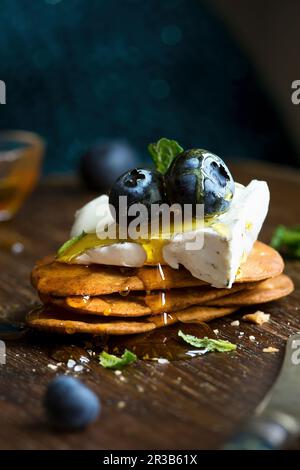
[71,194,114,237]
[163,180,269,287]
[75,242,147,267]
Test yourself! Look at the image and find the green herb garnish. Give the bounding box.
[178,330,237,353]
[57,231,86,257]
[99,349,137,369]
[271,225,300,259]
[148,138,183,174]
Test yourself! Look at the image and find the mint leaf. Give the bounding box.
[148,138,183,174]
[99,349,137,369]
[178,330,236,353]
[271,225,300,259]
[57,231,86,257]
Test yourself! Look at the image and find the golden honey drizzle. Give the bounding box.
[57,216,229,266]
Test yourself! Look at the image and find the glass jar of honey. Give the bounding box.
[0,130,44,221]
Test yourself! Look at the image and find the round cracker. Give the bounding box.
[235,241,284,283]
[205,274,294,307]
[45,294,152,317]
[150,306,238,326]
[27,305,238,336]
[43,283,252,317]
[145,283,256,314]
[31,261,145,297]
[26,306,155,335]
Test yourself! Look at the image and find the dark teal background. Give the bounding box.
[0,0,296,172]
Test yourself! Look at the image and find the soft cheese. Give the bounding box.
[71,180,269,288]
[163,180,269,287]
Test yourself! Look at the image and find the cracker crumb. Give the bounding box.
[137,384,145,393]
[231,320,240,326]
[117,400,126,409]
[242,311,270,325]
[263,347,279,353]
[114,370,122,376]
[238,331,245,337]
[47,364,58,370]
[249,335,256,342]
[213,329,219,335]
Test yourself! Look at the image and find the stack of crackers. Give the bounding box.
[27,241,294,336]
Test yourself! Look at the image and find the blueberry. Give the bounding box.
[44,376,100,429]
[109,168,166,224]
[165,149,235,216]
[80,141,141,192]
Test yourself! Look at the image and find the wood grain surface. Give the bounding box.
[0,161,299,450]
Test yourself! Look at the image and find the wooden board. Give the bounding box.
[0,161,299,450]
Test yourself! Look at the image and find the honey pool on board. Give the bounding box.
[47,322,217,363]
[105,323,216,361]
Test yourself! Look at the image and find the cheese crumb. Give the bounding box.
[117,401,126,409]
[67,359,76,369]
[231,320,240,326]
[74,364,84,372]
[114,370,122,376]
[263,347,279,353]
[79,356,89,364]
[47,364,58,370]
[11,242,24,254]
[157,358,170,364]
[242,311,270,325]
[249,335,256,342]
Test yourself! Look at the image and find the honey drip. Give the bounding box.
[156,264,170,326]
[119,286,131,297]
